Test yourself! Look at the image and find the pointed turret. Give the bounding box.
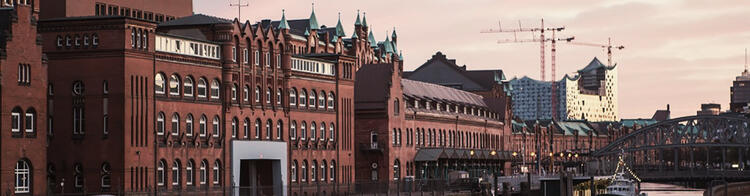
[331,34,339,43]
[352,30,358,39]
[362,12,368,28]
[309,3,320,30]
[278,9,290,30]
[354,10,362,26]
[335,12,346,37]
[399,50,404,61]
[368,29,377,47]
[383,33,394,54]
[304,28,310,36]
[391,27,398,44]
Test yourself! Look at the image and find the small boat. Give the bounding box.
[600,172,639,196]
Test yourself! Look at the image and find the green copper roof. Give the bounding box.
[309,4,320,30]
[335,13,346,37]
[399,51,403,60]
[362,12,368,27]
[278,9,290,30]
[331,34,339,43]
[351,30,358,38]
[368,29,377,47]
[383,34,394,53]
[304,28,310,36]
[354,10,361,25]
[392,27,397,38]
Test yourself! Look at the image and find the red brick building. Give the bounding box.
[354,56,515,190]
[0,1,48,195]
[40,1,399,195]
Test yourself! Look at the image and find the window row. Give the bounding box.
[56,34,100,49]
[288,120,335,142]
[237,47,280,69]
[157,159,221,187]
[290,159,335,183]
[289,88,335,110]
[231,118,283,140]
[405,128,501,150]
[130,28,148,50]
[406,97,501,120]
[155,73,220,100]
[94,2,175,22]
[11,107,36,134]
[234,84,283,106]
[17,64,30,85]
[156,113,220,138]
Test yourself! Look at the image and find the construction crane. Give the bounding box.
[482,19,573,121]
[566,38,625,66]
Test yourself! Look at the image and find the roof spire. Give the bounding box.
[362,12,368,27]
[368,28,377,47]
[335,12,346,36]
[309,3,320,30]
[278,9,290,30]
[392,27,397,38]
[354,10,362,25]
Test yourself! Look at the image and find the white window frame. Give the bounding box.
[210,80,220,99]
[243,48,249,64]
[11,111,20,132]
[200,160,207,185]
[184,77,194,97]
[14,160,30,193]
[157,160,165,186]
[157,113,165,135]
[186,114,194,136]
[197,79,207,98]
[199,116,207,137]
[171,114,179,136]
[186,161,194,186]
[232,46,237,62]
[212,116,219,138]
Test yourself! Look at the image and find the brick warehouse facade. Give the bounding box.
[354,56,516,191]
[0,1,49,195]
[38,1,401,195]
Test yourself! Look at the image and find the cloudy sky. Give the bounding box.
[194,0,750,118]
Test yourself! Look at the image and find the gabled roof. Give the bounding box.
[407,52,505,92]
[652,110,670,121]
[620,119,657,128]
[159,14,232,27]
[554,121,594,136]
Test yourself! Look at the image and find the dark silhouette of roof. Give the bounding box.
[159,14,232,27]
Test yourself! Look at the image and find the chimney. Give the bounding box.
[667,104,670,111]
[448,59,457,65]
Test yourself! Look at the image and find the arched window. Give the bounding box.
[171,113,179,136]
[24,108,35,133]
[184,76,194,97]
[330,160,336,182]
[310,122,317,140]
[266,88,272,104]
[231,84,238,101]
[300,121,307,140]
[327,92,335,109]
[157,112,165,135]
[299,89,307,107]
[291,160,298,183]
[243,86,249,102]
[186,160,195,186]
[276,88,283,105]
[231,117,238,138]
[92,33,99,46]
[199,115,207,137]
[329,123,335,141]
[319,122,326,141]
[213,160,221,185]
[11,107,20,133]
[254,86,260,103]
[101,162,112,189]
[311,160,318,182]
[393,159,400,180]
[155,73,165,94]
[172,160,181,186]
[197,78,207,98]
[254,119,261,139]
[103,80,109,95]
[290,121,297,140]
[157,160,166,186]
[14,160,30,193]
[212,116,219,137]
[289,88,297,106]
[169,74,180,96]
[185,114,194,136]
[309,90,317,108]
[276,120,283,140]
[318,90,326,109]
[210,80,220,99]
[321,160,328,182]
[265,119,272,139]
[301,160,308,182]
[200,160,208,185]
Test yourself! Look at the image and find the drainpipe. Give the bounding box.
[152,39,158,195]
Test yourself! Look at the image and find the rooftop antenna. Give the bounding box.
[229,0,249,21]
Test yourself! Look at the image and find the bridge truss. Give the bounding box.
[590,115,750,181]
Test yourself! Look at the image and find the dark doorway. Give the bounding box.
[239,159,281,196]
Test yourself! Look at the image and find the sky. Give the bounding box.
[193,0,750,119]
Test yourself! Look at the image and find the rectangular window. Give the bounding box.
[254,50,260,66]
[232,47,237,62]
[265,52,270,67]
[24,113,33,133]
[243,49,249,64]
[73,107,84,134]
[276,55,281,69]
